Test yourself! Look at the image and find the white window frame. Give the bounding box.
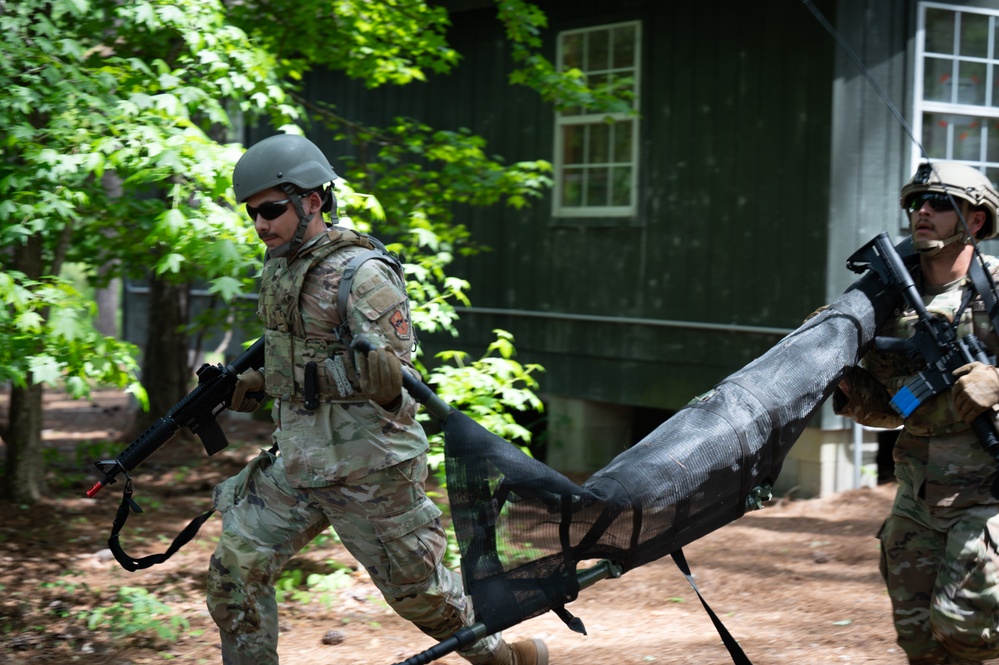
[912,2,999,176]
[552,21,641,219]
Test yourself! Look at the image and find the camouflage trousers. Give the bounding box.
[879,481,999,664]
[205,448,502,664]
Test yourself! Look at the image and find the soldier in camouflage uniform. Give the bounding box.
[206,134,548,665]
[835,162,999,664]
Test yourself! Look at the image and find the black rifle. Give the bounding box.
[86,337,266,499]
[86,338,265,571]
[847,232,999,495]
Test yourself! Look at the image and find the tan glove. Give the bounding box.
[356,346,403,406]
[230,369,265,412]
[952,362,999,423]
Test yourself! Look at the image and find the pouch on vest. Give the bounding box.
[264,329,363,403]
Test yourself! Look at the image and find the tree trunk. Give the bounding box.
[130,275,192,436]
[4,381,45,503]
[5,234,47,503]
[94,278,120,338]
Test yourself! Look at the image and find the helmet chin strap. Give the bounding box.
[912,230,968,257]
[264,192,311,261]
[911,199,975,257]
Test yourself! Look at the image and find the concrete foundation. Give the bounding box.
[771,424,881,498]
[544,396,632,475]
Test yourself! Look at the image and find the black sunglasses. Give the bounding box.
[246,198,291,221]
[907,192,959,214]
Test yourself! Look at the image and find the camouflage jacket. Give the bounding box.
[836,255,999,508]
[257,227,428,488]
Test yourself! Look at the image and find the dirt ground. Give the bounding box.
[0,389,924,664]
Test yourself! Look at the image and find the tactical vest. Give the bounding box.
[257,227,403,404]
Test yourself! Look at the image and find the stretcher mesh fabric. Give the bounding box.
[442,261,903,634]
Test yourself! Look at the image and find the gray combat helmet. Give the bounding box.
[234,134,339,259]
[233,134,338,202]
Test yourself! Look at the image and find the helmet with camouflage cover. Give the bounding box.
[233,134,338,259]
[900,162,999,252]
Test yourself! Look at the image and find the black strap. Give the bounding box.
[334,243,405,343]
[968,258,999,336]
[107,478,215,572]
[727,376,783,482]
[672,548,754,665]
[692,400,753,508]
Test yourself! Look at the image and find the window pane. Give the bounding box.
[953,117,982,161]
[613,73,637,100]
[923,112,994,161]
[589,72,609,93]
[562,167,584,207]
[562,125,585,165]
[562,33,583,70]
[924,57,955,103]
[922,112,950,159]
[589,30,609,71]
[960,13,990,58]
[926,8,956,53]
[586,167,609,206]
[612,167,632,206]
[956,61,987,105]
[613,120,633,162]
[988,120,999,162]
[986,167,999,190]
[588,122,610,164]
[612,26,636,69]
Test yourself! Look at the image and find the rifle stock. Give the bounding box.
[86,337,265,498]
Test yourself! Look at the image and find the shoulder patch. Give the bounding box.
[389,309,411,338]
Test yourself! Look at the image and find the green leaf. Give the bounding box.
[207,276,244,301]
[155,253,186,275]
[28,354,62,385]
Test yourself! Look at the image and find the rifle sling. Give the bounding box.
[672,548,754,665]
[968,258,999,336]
[107,477,215,572]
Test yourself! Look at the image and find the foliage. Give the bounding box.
[0,270,144,402]
[274,566,354,607]
[38,573,192,644]
[223,0,460,88]
[0,0,278,280]
[496,0,636,113]
[432,330,545,447]
[80,586,190,642]
[0,0,285,409]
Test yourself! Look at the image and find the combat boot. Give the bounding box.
[482,638,549,665]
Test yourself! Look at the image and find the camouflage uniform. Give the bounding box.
[206,227,501,665]
[836,257,999,664]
